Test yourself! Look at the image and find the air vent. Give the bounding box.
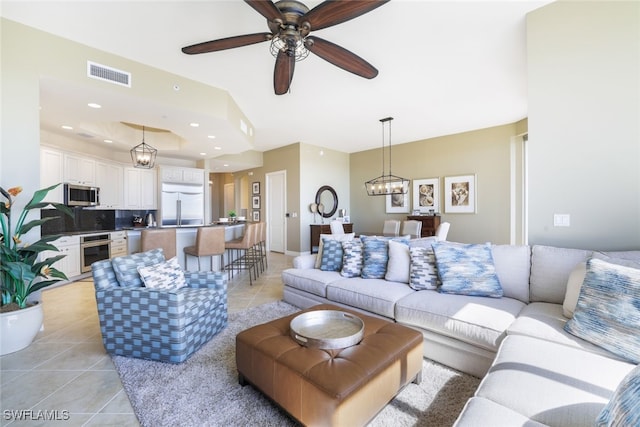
[87,61,131,87]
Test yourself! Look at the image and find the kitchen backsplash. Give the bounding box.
[41,208,157,236]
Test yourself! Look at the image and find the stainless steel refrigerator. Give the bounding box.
[160,183,204,226]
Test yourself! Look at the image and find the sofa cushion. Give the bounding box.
[491,245,531,303]
[564,258,640,364]
[455,397,548,427]
[507,302,628,361]
[281,268,343,298]
[111,248,166,288]
[319,238,344,272]
[432,242,503,298]
[597,365,640,427]
[385,240,410,283]
[395,290,525,351]
[314,233,355,269]
[472,335,635,426]
[326,277,414,319]
[137,257,187,290]
[408,246,439,290]
[340,239,363,278]
[529,245,591,303]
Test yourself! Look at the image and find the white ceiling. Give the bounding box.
[2,0,549,171]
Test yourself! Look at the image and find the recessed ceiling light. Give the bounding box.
[208,135,216,139]
[200,152,206,156]
[61,125,73,130]
[223,164,229,167]
[103,139,113,144]
[214,146,222,150]
[190,122,199,127]
[87,103,101,109]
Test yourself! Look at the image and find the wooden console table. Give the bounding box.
[406,215,441,238]
[310,223,353,253]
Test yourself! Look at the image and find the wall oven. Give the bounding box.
[80,233,111,273]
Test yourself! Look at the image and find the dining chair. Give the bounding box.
[184,226,226,271]
[330,220,345,234]
[401,220,422,239]
[435,222,451,241]
[382,220,401,236]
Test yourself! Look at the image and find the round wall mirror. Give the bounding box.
[315,186,338,218]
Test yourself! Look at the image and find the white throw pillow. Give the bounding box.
[385,240,410,283]
[137,257,187,290]
[314,233,355,269]
[562,262,587,318]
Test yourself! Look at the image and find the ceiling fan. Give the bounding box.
[182,0,389,95]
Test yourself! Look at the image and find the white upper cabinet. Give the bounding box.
[64,154,95,185]
[95,161,124,209]
[160,166,205,185]
[40,147,64,203]
[124,168,157,209]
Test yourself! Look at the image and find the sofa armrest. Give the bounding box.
[294,254,317,269]
[185,271,227,292]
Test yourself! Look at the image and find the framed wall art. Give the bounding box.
[252,182,260,195]
[444,174,476,213]
[386,190,410,213]
[252,195,261,209]
[412,178,440,214]
[252,210,260,222]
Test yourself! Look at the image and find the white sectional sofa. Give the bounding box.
[281,239,639,426]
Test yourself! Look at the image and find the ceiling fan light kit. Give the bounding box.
[130,126,158,169]
[182,0,389,95]
[365,117,410,196]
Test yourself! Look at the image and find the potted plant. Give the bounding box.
[0,183,73,355]
[228,210,237,222]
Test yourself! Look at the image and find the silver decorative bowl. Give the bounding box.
[290,310,364,350]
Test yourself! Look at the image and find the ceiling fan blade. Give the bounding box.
[244,0,284,23]
[302,0,389,32]
[274,50,295,95]
[305,36,378,79]
[182,33,271,55]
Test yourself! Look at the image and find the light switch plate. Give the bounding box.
[553,214,570,227]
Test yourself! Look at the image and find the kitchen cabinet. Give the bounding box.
[41,235,81,279]
[110,231,127,258]
[95,161,124,209]
[124,168,157,209]
[160,166,205,185]
[40,147,64,203]
[64,154,95,185]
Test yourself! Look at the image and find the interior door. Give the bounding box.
[266,170,286,253]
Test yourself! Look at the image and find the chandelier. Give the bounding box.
[364,117,409,196]
[130,126,158,169]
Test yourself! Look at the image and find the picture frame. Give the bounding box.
[252,210,260,222]
[252,182,260,195]
[252,195,260,209]
[444,174,476,213]
[386,190,410,213]
[412,178,440,214]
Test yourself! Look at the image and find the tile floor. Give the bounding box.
[0,252,292,426]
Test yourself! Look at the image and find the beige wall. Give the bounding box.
[527,1,640,250]
[350,123,524,244]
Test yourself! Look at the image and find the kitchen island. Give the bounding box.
[126,223,246,270]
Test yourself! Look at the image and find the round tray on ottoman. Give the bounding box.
[290,309,364,349]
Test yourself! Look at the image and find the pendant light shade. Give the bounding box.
[364,117,409,196]
[130,126,157,168]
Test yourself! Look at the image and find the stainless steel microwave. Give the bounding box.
[64,183,100,207]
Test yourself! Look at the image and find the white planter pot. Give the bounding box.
[0,303,43,355]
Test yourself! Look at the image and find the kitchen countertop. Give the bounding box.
[45,222,247,237]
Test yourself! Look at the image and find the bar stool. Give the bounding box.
[224,223,258,285]
[141,228,176,260]
[184,226,225,271]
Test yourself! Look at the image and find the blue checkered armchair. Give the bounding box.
[91,248,227,363]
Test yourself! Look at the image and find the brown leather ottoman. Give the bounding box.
[236,304,424,426]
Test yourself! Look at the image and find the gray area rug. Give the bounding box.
[113,301,480,426]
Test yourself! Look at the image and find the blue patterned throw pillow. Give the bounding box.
[564,258,640,364]
[597,365,640,427]
[137,257,187,290]
[319,237,344,272]
[432,241,503,298]
[112,248,166,287]
[361,236,409,279]
[409,246,439,290]
[341,239,363,278]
